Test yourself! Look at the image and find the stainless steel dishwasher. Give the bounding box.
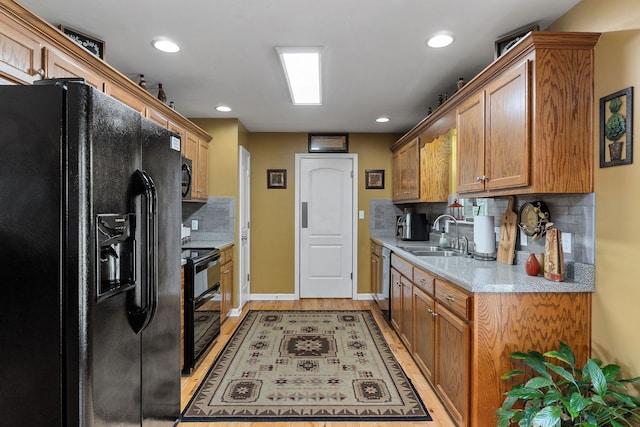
[376,246,391,322]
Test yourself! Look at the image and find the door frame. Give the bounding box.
[294,153,358,299]
[238,145,250,309]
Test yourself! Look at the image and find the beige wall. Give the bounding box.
[248,132,399,295]
[550,0,640,380]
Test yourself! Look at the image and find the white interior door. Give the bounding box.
[297,154,357,298]
[239,146,250,308]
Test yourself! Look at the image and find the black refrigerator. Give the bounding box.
[0,79,182,426]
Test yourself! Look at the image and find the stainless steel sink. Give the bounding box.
[415,250,459,257]
[398,246,460,257]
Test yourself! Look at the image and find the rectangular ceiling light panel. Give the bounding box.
[276,47,322,105]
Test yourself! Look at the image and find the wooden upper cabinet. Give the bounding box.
[145,106,169,128]
[456,91,485,194]
[44,46,104,90]
[485,60,530,191]
[420,131,451,202]
[105,82,146,115]
[457,60,530,194]
[196,138,209,199]
[0,13,44,85]
[393,137,420,201]
[455,32,598,197]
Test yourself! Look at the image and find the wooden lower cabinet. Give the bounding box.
[220,246,233,323]
[435,302,470,427]
[390,251,591,427]
[412,285,436,383]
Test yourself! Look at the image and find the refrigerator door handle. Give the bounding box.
[128,169,159,333]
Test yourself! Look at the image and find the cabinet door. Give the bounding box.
[390,268,402,333]
[392,151,401,200]
[44,47,104,90]
[403,138,420,200]
[420,132,451,202]
[105,82,145,115]
[370,252,380,298]
[436,304,470,427]
[146,107,169,128]
[413,285,436,384]
[0,13,44,84]
[456,91,485,193]
[400,276,413,353]
[196,138,209,199]
[485,60,530,190]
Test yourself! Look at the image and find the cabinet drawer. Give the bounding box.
[371,241,382,257]
[435,279,471,320]
[220,247,233,265]
[391,253,413,280]
[413,267,434,295]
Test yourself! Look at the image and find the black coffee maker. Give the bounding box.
[396,212,429,240]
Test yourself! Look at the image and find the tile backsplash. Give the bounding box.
[182,197,235,241]
[370,194,595,277]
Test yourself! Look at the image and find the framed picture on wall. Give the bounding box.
[267,169,287,189]
[600,86,633,167]
[365,169,385,189]
[308,133,349,153]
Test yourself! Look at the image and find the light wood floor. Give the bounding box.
[179,299,456,427]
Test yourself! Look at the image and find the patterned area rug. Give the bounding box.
[181,310,431,422]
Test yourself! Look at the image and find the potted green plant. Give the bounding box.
[496,341,640,427]
[605,96,626,161]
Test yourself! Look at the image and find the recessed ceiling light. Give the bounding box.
[427,33,455,48]
[376,117,390,123]
[216,105,232,112]
[152,39,180,53]
[275,47,322,105]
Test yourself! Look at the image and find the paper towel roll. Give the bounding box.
[474,215,496,254]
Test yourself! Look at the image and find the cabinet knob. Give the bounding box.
[34,68,45,78]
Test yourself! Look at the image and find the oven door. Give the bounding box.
[181,157,192,201]
[193,283,221,361]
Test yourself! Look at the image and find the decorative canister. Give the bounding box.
[544,229,565,282]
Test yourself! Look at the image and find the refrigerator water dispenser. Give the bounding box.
[96,213,135,301]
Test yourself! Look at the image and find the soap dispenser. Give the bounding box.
[439,232,447,248]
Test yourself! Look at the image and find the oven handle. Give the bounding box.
[127,169,158,334]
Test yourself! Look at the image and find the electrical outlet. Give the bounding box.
[562,232,572,253]
[191,219,199,231]
[520,229,528,246]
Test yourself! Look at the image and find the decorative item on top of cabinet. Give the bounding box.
[220,246,233,323]
[58,25,105,59]
[494,24,539,59]
[157,83,167,103]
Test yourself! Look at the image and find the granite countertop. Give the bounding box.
[181,239,235,266]
[182,239,234,250]
[372,236,595,293]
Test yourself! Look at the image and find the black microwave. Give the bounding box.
[181,157,193,200]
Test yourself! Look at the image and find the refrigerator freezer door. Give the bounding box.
[0,85,68,426]
[139,119,181,425]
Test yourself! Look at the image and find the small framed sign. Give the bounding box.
[267,169,287,189]
[59,25,105,59]
[308,133,349,153]
[365,169,385,189]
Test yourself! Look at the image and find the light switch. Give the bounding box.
[191,219,199,231]
[359,210,365,220]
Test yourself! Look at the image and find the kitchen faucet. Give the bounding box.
[433,214,463,253]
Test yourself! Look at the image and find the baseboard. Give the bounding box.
[357,293,374,300]
[227,307,243,317]
[249,293,297,301]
